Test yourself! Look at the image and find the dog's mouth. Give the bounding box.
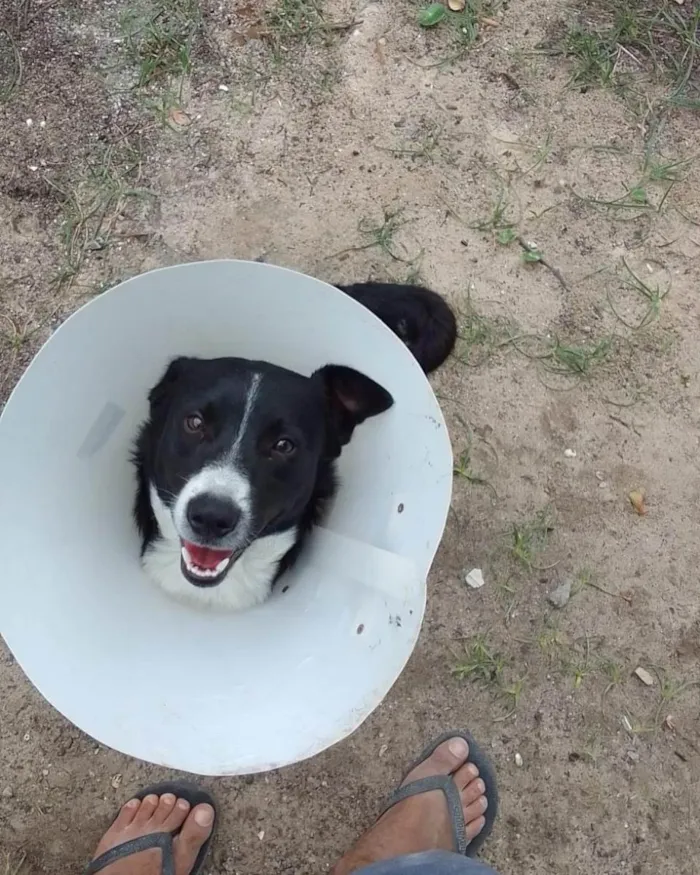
[180,540,242,587]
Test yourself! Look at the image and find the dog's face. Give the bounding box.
[137,356,393,588]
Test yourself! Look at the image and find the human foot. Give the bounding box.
[87,791,215,875]
[332,735,494,874]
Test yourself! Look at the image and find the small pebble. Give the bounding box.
[564,448,576,458]
[465,568,485,589]
[547,579,571,609]
[634,667,654,686]
[2,786,13,798]
[514,752,523,767]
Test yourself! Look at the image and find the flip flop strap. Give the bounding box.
[85,832,174,875]
[379,774,468,855]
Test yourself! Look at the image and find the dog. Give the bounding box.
[133,282,457,611]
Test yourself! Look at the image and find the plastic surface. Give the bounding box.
[0,261,452,775]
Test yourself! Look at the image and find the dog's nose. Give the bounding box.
[186,494,241,539]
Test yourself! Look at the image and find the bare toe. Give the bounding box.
[453,761,480,791]
[133,794,160,826]
[463,794,488,827]
[161,797,191,833]
[402,737,469,786]
[150,794,177,827]
[455,771,485,808]
[465,815,486,841]
[173,804,215,874]
[110,798,141,831]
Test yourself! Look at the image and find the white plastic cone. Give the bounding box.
[0,260,452,775]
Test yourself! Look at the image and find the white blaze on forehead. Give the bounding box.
[171,371,262,539]
[228,372,262,462]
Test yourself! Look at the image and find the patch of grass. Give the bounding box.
[453,435,497,497]
[472,185,516,236]
[453,635,505,684]
[452,634,525,720]
[454,299,512,366]
[416,0,498,57]
[548,336,613,376]
[0,27,22,102]
[510,506,555,569]
[0,314,39,351]
[508,332,614,382]
[265,0,356,59]
[496,226,518,245]
[554,1,700,110]
[607,259,669,329]
[47,142,154,288]
[120,0,201,88]
[573,146,696,217]
[564,24,615,87]
[450,3,481,49]
[536,620,565,659]
[267,0,324,45]
[561,634,597,689]
[356,208,415,262]
[651,668,700,729]
[599,657,624,696]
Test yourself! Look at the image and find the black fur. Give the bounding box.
[337,282,457,373]
[133,282,456,597]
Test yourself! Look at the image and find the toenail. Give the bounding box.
[194,806,214,827]
[177,799,190,810]
[125,799,140,809]
[466,764,478,778]
[476,779,485,794]
[447,738,468,758]
[481,796,488,811]
[161,794,176,806]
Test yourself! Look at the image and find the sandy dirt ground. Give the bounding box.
[1,0,700,873]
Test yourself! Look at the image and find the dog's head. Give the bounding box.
[136,356,393,587]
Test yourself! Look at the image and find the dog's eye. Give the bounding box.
[272,437,296,456]
[183,413,204,434]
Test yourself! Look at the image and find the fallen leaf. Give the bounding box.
[482,16,500,26]
[634,667,654,687]
[447,0,465,10]
[629,488,647,515]
[663,715,676,731]
[418,3,447,27]
[168,108,191,127]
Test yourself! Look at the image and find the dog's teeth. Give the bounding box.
[214,556,230,574]
[181,546,231,579]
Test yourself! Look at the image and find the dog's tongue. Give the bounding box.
[183,541,233,570]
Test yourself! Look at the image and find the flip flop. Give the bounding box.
[85,781,217,875]
[379,730,499,858]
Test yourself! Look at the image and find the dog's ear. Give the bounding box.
[147,356,192,416]
[314,364,394,452]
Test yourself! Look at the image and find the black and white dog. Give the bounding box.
[133,282,457,611]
